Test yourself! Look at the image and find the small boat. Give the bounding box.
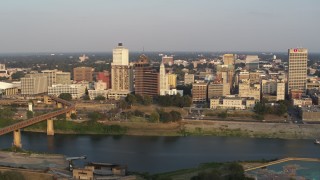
[314,139,320,144]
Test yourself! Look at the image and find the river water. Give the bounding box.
[0,132,319,173]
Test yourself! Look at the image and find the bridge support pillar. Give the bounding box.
[71,109,76,115]
[66,111,71,120]
[13,129,22,148]
[47,119,54,136]
[57,102,62,108]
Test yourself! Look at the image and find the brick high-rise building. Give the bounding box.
[192,83,208,103]
[73,67,93,82]
[134,54,159,97]
[96,71,111,89]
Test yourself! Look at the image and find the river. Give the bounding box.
[0,132,319,173]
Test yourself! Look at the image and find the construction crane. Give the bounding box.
[66,155,87,171]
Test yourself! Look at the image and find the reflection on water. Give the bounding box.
[0,132,319,173]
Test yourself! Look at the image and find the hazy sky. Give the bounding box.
[0,0,319,53]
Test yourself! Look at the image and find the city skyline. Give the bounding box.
[0,0,319,53]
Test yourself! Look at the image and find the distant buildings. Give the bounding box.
[245,55,259,70]
[223,54,235,65]
[73,67,93,82]
[238,79,260,101]
[162,55,173,66]
[79,54,89,62]
[184,73,194,85]
[167,74,177,89]
[288,48,308,99]
[0,64,9,78]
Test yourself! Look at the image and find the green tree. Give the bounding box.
[253,102,266,115]
[176,84,192,96]
[149,111,160,123]
[134,110,144,117]
[59,93,72,101]
[135,94,144,104]
[223,163,245,180]
[94,95,106,101]
[159,111,172,123]
[143,95,152,105]
[87,112,102,121]
[70,113,77,120]
[0,171,25,180]
[125,94,137,105]
[119,100,130,109]
[11,71,25,80]
[170,111,182,122]
[83,94,90,100]
[85,87,89,95]
[26,110,34,119]
[182,95,192,107]
[218,111,228,119]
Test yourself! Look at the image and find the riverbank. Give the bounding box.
[24,119,320,139]
[103,120,320,139]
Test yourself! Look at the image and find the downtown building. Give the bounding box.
[223,54,235,65]
[48,84,87,99]
[192,83,208,103]
[73,67,94,82]
[21,73,48,96]
[42,69,71,86]
[134,54,159,97]
[109,43,133,100]
[288,48,308,99]
[159,62,169,95]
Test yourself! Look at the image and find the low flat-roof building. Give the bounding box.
[48,84,86,99]
[210,95,255,110]
[300,106,320,122]
[0,82,19,96]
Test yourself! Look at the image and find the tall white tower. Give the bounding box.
[110,43,133,98]
[112,43,129,66]
[159,62,169,95]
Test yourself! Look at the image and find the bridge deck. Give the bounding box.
[0,95,75,136]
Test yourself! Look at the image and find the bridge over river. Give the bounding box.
[0,95,76,148]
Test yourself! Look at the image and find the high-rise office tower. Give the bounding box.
[134,54,159,97]
[288,48,308,98]
[159,62,169,95]
[21,73,48,95]
[109,43,133,99]
[223,54,235,65]
[167,74,177,89]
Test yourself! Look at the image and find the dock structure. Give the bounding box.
[245,157,320,172]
